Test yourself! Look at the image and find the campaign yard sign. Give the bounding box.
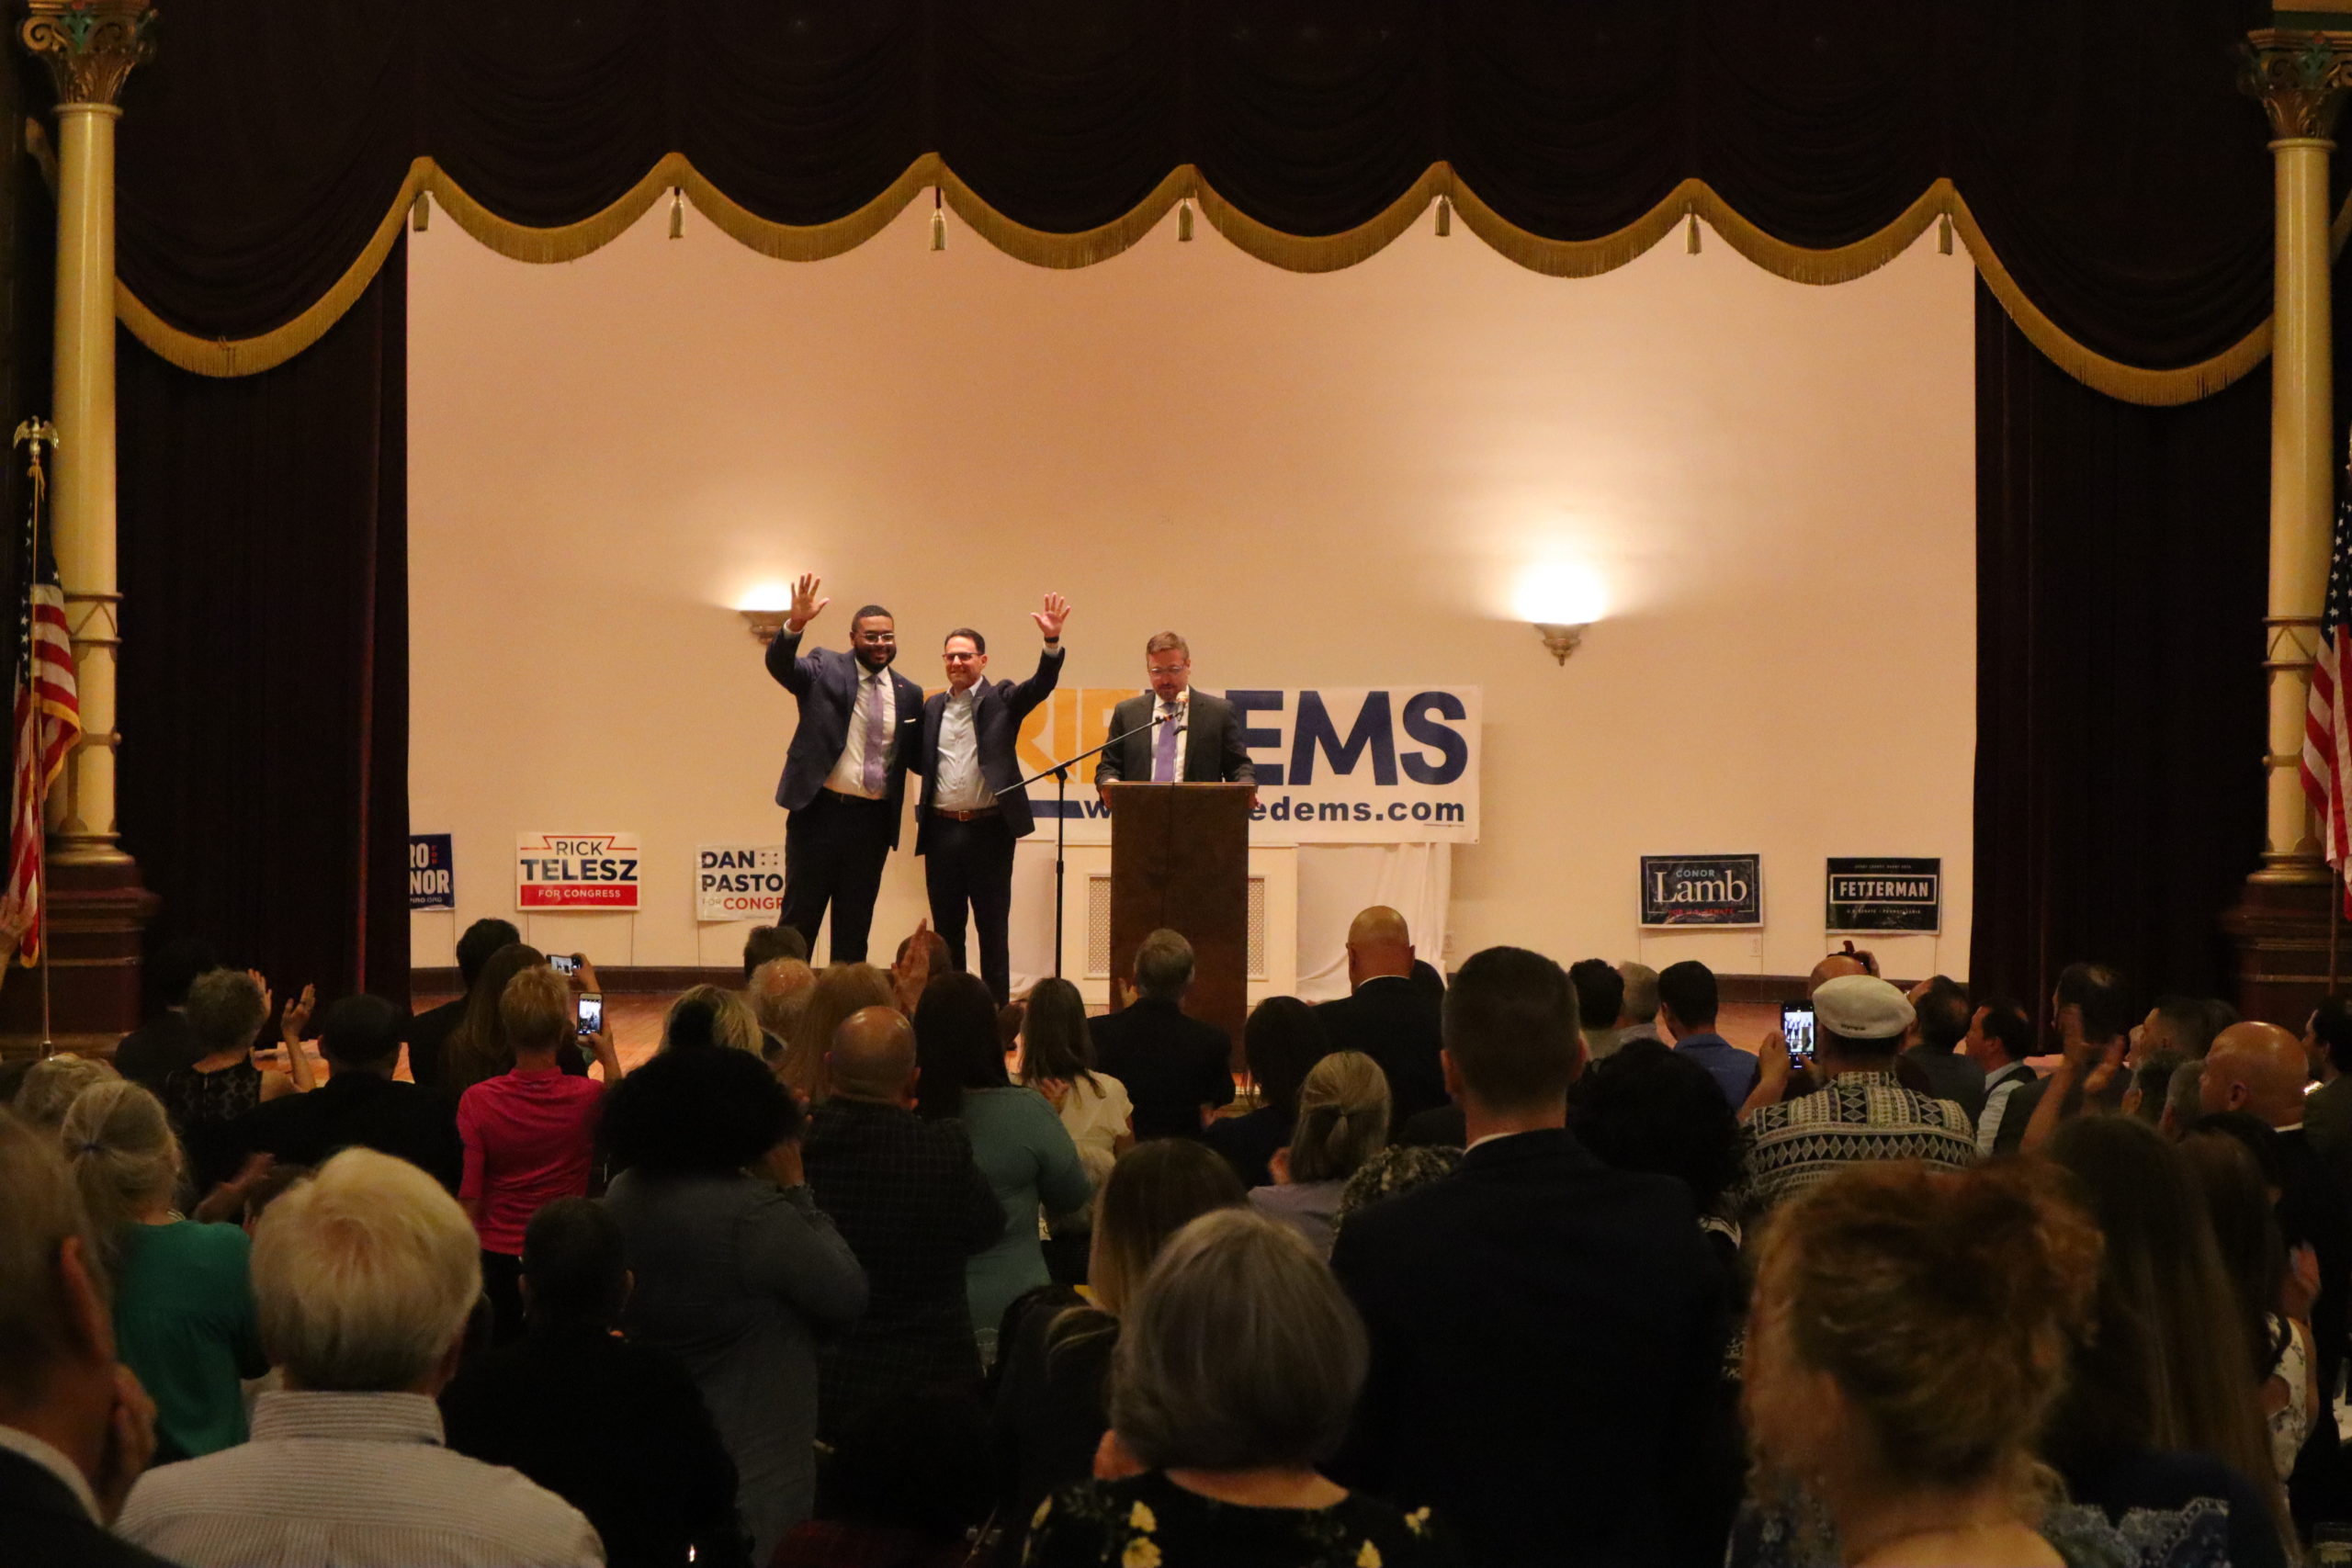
[1826,857,1940,934]
[408,834,454,911]
[515,832,642,911]
[697,844,787,922]
[1640,854,1763,927]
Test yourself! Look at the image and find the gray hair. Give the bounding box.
[748,957,816,1038]
[1617,960,1660,1024]
[60,1081,181,1247]
[2165,1058,2205,1123]
[0,1108,107,1403]
[1135,929,1195,999]
[254,1148,481,1393]
[1109,1208,1368,1470]
[12,1053,119,1131]
[186,968,268,1052]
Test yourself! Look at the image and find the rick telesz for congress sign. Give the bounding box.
[1019,686,1481,845]
[515,833,642,910]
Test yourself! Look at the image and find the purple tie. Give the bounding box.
[862,673,888,795]
[1152,703,1179,783]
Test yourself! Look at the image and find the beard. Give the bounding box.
[857,644,897,671]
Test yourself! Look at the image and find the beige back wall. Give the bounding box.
[409,202,1975,985]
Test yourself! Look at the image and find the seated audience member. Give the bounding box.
[458,964,621,1344]
[1568,1041,1744,1262]
[2041,1115,2293,1564]
[161,967,316,1193]
[12,1052,118,1133]
[1962,997,2038,1154]
[0,1110,177,1567]
[659,983,763,1055]
[1090,929,1236,1139]
[1568,958,1626,1064]
[1312,908,1447,1126]
[802,1006,1002,1438]
[1016,976,1135,1282]
[2302,995,2352,1190]
[228,994,463,1191]
[779,962,894,1105]
[1739,976,1975,1219]
[993,1141,1248,1531]
[442,1197,749,1568]
[1740,1161,2120,1566]
[1250,1050,1391,1257]
[1999,963,2133,1155]
[2179,1127,2314,1485]
[1657,961,1760,1110]
[112,937,219,1091]
[1204,996,1326,1187]
[775,1392,993,1568]
[1025,1209,1455,1568]
[408,918,520,1090]
[1615,960,1662,1045]
[916,973,1092,1361]
[744,922,809,982]
[1899,976,1985,1122]
[117,1149,601,1566]
[2123,1052,2185,1127]
[62,1082,265,1463]
[601,1043,866,1562]
[1329,947,1727,1568]
[749,956,817,1064]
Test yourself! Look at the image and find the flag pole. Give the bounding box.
[15,420,55,1055]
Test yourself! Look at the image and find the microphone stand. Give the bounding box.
[1006,716,1158,978]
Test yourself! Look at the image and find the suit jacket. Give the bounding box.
[1089,997,1236,1140]
[764,629,926,848]
[2305,1074,2352,1194]
[1329,1128,1731,1568]
[403,996,467,1090]
[1091,691,1254,786]
[909,647,1064,851]
[1314,976,1447,1127]
[2279,1127,2352,1409]
[0,1443,178,1568]
[226,1071,465,1193]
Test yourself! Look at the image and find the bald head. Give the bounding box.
[1346,907,1415,990]
[828,1007,916,1103]
[2199,1021,2310,1130]
[749,957,816,1037]
[1808,953,1870,998]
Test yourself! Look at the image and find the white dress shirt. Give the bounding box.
[117,1391,601,1568]
[823,664,898,800]
[1148,689,1191,781]
[933,682,993,812]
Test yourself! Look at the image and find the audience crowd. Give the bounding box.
[3,909,2346,1567]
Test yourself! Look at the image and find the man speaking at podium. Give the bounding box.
[1093,632,1256,794]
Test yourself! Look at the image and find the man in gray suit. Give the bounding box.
[1092,631,1255,797]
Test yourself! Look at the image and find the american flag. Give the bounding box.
[0,451,78,966]
[2305,478,2352,897]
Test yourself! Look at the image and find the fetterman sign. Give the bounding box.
[1639,854,1762,928]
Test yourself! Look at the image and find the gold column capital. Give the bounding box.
[2244,28,2352,141]
[20,1,155,109]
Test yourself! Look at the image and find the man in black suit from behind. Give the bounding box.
[909,597,1069,1006]
[0,1111,179,1567]
[1313,906,1444,1126]
[402,917,518,1091]
[764,572,926,964]
[230,995,464,1192]
[1090,928,1237,1140]
[1091,631,1254,795]
[1329,947,1731,1568]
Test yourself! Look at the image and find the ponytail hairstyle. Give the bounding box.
[1283,1051,1390,1185]
[58,1080,183,1254]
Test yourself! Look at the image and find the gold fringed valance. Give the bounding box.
[117,156,2330,407]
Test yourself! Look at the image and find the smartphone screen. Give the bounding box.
[548,953,578,976]
[576,992,604,1038]
[1781,1002,1815,1069]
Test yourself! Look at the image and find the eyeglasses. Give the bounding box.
[1148,663,1188,677]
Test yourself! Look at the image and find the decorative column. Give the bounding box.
[2228,28,2352,1024]
[5,0,158,1047]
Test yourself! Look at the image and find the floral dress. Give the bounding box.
[1023,1472,1459,1568]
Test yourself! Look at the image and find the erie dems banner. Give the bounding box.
[1018,687,1480,845]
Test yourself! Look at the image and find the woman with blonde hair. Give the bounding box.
[659,983,763,1055]
[778,963,893,1104]
[1248,1050,1389,1257]
[60,1079,266,1461]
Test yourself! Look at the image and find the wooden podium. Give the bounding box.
[1103,782,1252,1061]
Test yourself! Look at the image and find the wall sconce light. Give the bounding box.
[741,609,786,646]
[1513,563,1607,668]
[1533,623,1587,663]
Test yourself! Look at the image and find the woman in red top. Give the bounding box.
[458,964,621,1343]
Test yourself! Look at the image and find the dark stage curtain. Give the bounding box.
[1969,278,2270,1013]
[115,241,409,1006]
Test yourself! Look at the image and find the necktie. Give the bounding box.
[1152,703,1179,783]
[862,673,888,795]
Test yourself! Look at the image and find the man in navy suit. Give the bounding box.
[909,595,1069,1004]
[1092,631,1255,795]
[765,573,928,964]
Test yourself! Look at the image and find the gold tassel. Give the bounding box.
[410,192,430,232]
[1177,197,1193,242]
[668,188,684,239]
[1435,195,1451,237]
[1685,209,1701,254]
[1938,211,1953,255]
[931,190,947,251]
